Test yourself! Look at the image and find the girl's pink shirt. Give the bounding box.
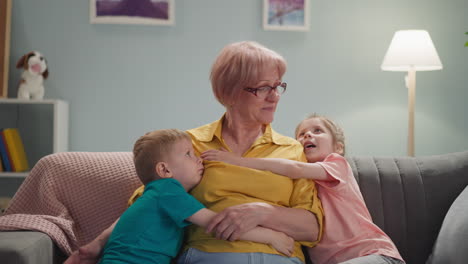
[307,153,404,264]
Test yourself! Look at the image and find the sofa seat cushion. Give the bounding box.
[0,231,54,264]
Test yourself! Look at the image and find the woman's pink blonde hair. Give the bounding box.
[210,41,287,106]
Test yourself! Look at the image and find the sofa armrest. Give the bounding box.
[427,186,468,264]
[0,231,66,264]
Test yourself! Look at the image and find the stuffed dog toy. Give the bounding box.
[16,51,49,100]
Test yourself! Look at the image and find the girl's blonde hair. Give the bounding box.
[295,113,346,155]
[133,129,191,185]
[210,41,287,106]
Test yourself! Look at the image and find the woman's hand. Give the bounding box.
[206,202,273,241]
[201,148,241,166]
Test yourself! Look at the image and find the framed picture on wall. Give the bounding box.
[0,0,12,98]
[90,0,174,26]
[263,0,310,31]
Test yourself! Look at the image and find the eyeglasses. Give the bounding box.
[243,82,287,98]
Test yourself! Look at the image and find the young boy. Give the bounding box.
[98,129,294,264]
[202,114,405,264]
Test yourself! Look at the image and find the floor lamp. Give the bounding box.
[381,30,443,156]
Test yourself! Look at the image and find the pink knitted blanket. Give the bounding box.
[0,152,141,255]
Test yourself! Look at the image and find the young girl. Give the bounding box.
[201,114,405,264]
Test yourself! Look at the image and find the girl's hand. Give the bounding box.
[201,148,241,166]
[270,231,294,257]
[206,202,273,241]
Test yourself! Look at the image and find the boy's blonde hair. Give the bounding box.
[210,41,287,106]
[133,129,191,185]
[295,114,346,155]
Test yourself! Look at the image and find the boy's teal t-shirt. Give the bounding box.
[99,178,205,264]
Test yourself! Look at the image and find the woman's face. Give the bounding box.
[232,64,282,125]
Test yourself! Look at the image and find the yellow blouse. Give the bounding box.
[128,116,324,262]
[184,116,323,262]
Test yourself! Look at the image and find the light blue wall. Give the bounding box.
[7,0,468,157]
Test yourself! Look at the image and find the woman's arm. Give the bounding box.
[201,149,329,181]
[202,150,322,242]
[187,209,294,256]
[205,202,319,242]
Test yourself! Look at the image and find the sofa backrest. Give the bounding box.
[4,151,467,262]
[347,151,468,264]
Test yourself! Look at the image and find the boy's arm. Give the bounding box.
[201,149,329,181]
[187,208,294,256]
[64,218,118,264]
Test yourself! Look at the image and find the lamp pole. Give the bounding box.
[406,67,416,157]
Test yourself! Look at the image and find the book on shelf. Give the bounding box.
[0,197,12,214]
[0,131,13,171]
[1,128,29,172]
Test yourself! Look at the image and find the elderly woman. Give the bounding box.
[177,41,323,264]
[65,41,323,264]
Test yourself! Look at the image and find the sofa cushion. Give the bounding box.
[0,231,54,264]
[427,186,468,264]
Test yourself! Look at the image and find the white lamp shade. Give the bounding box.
[381,30,443,71]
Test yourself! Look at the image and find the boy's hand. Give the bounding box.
[201,148,240,166]
[64,250,98,264]
[64,251,81,264]
[64,240,103,264]
[270,231,295,257]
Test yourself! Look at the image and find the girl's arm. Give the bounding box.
[187,208,294,256]
[201,149,329,181]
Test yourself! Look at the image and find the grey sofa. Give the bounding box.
[0,151,467,264]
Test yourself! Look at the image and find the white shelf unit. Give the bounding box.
[0,99,69,179]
